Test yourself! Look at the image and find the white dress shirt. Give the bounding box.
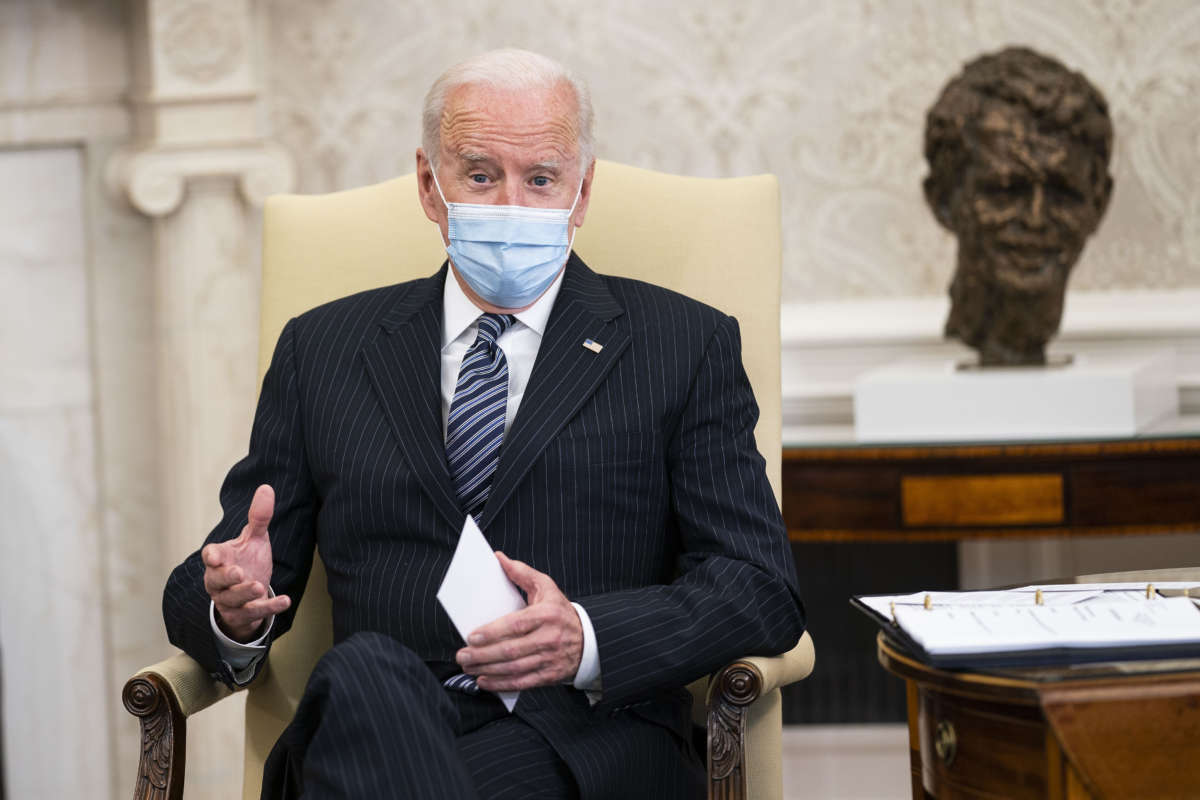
[212,265,602,696]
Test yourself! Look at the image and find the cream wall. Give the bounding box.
[1,2,277,799]
[0,147,113,800]
[0,4,155,800]
[2,2,1199,799]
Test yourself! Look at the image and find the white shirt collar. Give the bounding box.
[441,263,566,349]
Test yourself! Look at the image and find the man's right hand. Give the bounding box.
[203,484,292,643]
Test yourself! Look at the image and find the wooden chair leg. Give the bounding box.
[706,661,763,800]
[123,673,186,800]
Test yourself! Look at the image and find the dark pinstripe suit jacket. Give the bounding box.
[164,253,805,798]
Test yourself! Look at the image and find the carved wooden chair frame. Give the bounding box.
[124,636,814,800]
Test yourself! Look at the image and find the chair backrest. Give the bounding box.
[243,159,783,799]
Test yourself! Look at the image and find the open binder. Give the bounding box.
[851,583,1200,669]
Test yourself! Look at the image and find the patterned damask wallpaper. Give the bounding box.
[264,0,1200,302]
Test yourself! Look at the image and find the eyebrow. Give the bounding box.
[454,152,564,175]
[978,147,1080,180]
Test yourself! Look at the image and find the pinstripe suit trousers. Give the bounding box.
[261,632,578,799]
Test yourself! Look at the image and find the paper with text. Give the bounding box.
[895,597,1200,655]
[857,588,1100,621]
[436,515,526,711]
[857,582,1200,623]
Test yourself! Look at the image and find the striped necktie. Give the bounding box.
[446,312,516,519]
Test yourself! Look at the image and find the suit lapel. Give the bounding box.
[360,265,464,531]
[478,254,631,528]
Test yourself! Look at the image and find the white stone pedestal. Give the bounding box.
[853,350,1178,442]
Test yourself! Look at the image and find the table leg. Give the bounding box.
[906,679,924,798]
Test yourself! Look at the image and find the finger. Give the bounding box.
[246,484,275,539]
[241,594,290,618]
[212,580,268,609]
[204,563,246,594]
[460,640,547,674]
[495,551,554,600]
[467,605,543,647]
[460,621,561,669]
[477,664,564,692]
[201,543,226,568]
[469,651,549,678]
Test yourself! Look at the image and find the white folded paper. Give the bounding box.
[436,515,526,711]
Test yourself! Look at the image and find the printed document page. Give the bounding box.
[894,597,1200,656]
[857,582,1200,623]
[856,587,1100,621]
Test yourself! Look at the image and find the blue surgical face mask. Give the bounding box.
[431,168,582,309]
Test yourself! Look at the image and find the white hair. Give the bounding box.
[422,48,595,171]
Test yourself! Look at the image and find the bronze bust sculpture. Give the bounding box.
[923,47,1114,366]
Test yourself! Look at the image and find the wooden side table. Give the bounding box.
[778,432,1200,725]
[877,633,1200,799]
[782,434,1200,542]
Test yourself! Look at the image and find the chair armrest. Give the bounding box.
[704,631,816,800]
[131,652,233,716]
[123,653,232,800]
[712,630,816,702]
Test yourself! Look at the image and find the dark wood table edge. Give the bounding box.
[789,522,1200,542]
[785,436,1200,462]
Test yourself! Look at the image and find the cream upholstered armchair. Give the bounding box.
[123,160,815,800]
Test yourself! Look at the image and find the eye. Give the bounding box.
[979,179,1026,200]
[1046,181,1085,204]
[469,173,490,184]
[531,176,551,187]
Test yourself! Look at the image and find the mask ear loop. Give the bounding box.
[565,176,584,251]
[430,164,450,209]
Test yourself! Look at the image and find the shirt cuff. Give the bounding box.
[210,593,274,685]
[570,601,602,701]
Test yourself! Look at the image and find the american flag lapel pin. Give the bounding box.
[582,338,603,354]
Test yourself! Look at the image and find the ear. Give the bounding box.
[416,148,443,225]
[1092,173,1114,227]
[571,158,597,229]
[923,174,957,232]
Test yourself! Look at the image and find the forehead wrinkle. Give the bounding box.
[440,85,581,163]
[449,127,577,169]
[445,116,578,149]
[978,135,1045,181]
[976,148,1020,180]
[442,101,578,130]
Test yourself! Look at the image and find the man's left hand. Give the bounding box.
[456,552,583,691]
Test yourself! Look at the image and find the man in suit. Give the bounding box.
[163,48,804,799]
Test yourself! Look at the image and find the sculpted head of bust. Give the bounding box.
[923,47,1114,366]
